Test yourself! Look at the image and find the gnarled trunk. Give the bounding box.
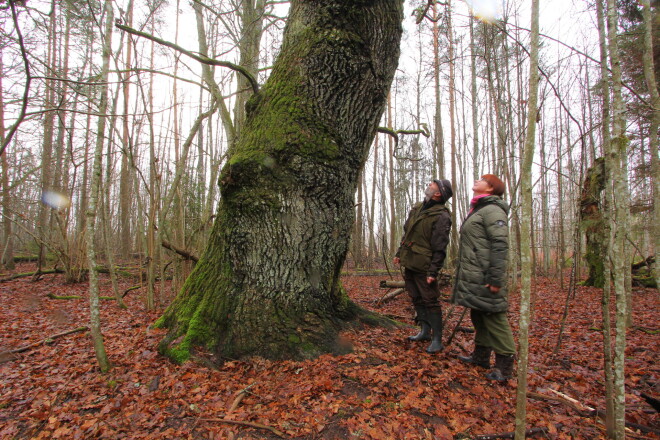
[157,0,403,363]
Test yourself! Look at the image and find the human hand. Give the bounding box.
[393,257,400,265]
[486,284,500,293]
[427,276,436,285]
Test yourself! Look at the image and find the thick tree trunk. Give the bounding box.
[580,157,607,288]
[157,0,403,363]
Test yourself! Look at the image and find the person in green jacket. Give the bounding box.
[394,179,452,354]
[452,174,516,381]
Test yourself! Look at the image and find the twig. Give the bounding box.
[446,307,468,347]
[528,390,660,435]
[199,418,286,438]
[228,383,257,413]
[0,326,89,362]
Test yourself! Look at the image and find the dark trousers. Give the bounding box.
[404,269,441,313]
[470,309,516,355]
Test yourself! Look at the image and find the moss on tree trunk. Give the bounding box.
[156,0,403,363]
[580,157,607,288]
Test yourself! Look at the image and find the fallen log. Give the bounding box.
[380,280,405,288]
[0,326,89,363]
[123,285,141,298]
[376,288,405,305]
[0,268,64,282]
[379,272,451,289]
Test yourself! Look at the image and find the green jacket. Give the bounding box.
[396,201,451,276]
[452,195,509,312]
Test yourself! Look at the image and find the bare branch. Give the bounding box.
[1,1,32,157]
[115,23,259,94]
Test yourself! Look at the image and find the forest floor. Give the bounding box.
[0,263,658,440]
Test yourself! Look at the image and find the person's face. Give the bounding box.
[472,178,494,195]
[424,181,440,201]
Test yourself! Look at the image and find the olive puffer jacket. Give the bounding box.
[452,195,510,313]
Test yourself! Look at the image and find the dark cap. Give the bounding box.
[433,179,453,203]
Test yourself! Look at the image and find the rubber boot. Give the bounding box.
[458,345,492,368]
[425,309,444,353]
[408,306,431,341]
[486,354,515,382]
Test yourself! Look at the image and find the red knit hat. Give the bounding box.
[481,174,505,196]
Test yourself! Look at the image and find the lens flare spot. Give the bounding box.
[466,0,500,22]
[41,190,71,209]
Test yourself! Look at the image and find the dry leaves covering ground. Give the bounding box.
[0,263,658,439]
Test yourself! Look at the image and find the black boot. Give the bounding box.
[425,309,444,353]
[486,354,515,382]
[458,345,492,368]
[408,306,431,341]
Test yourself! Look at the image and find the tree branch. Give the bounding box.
[1,1,32,157]
[161,239,199,262]
[377,125,431,161]
[115,23,259,94]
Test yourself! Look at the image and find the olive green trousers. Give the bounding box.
[470,309,516,355]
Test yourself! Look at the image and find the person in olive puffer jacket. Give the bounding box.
[452,174,516,381]
[394,179,452,354]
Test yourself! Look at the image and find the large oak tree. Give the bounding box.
[156,0,404,362]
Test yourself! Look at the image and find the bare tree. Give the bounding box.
[85,0,114,373]
[515,0,540,436]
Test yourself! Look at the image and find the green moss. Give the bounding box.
[47,293,82,300]
[288,334,302,344]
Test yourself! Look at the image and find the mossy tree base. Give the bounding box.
[156,0,403,364]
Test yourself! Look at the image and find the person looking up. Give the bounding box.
[394,179,453,354]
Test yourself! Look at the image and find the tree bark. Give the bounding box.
[85,0,113,373]
[606,0,631,436]
[514,0,539,437]
[580,157,607,288]
[595,0,616,436]
[119,0,134,259]
[156,0,403,363]
[639,0,660,291]
[0,51,14,270]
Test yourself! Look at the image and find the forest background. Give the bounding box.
[0,0,659,438]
